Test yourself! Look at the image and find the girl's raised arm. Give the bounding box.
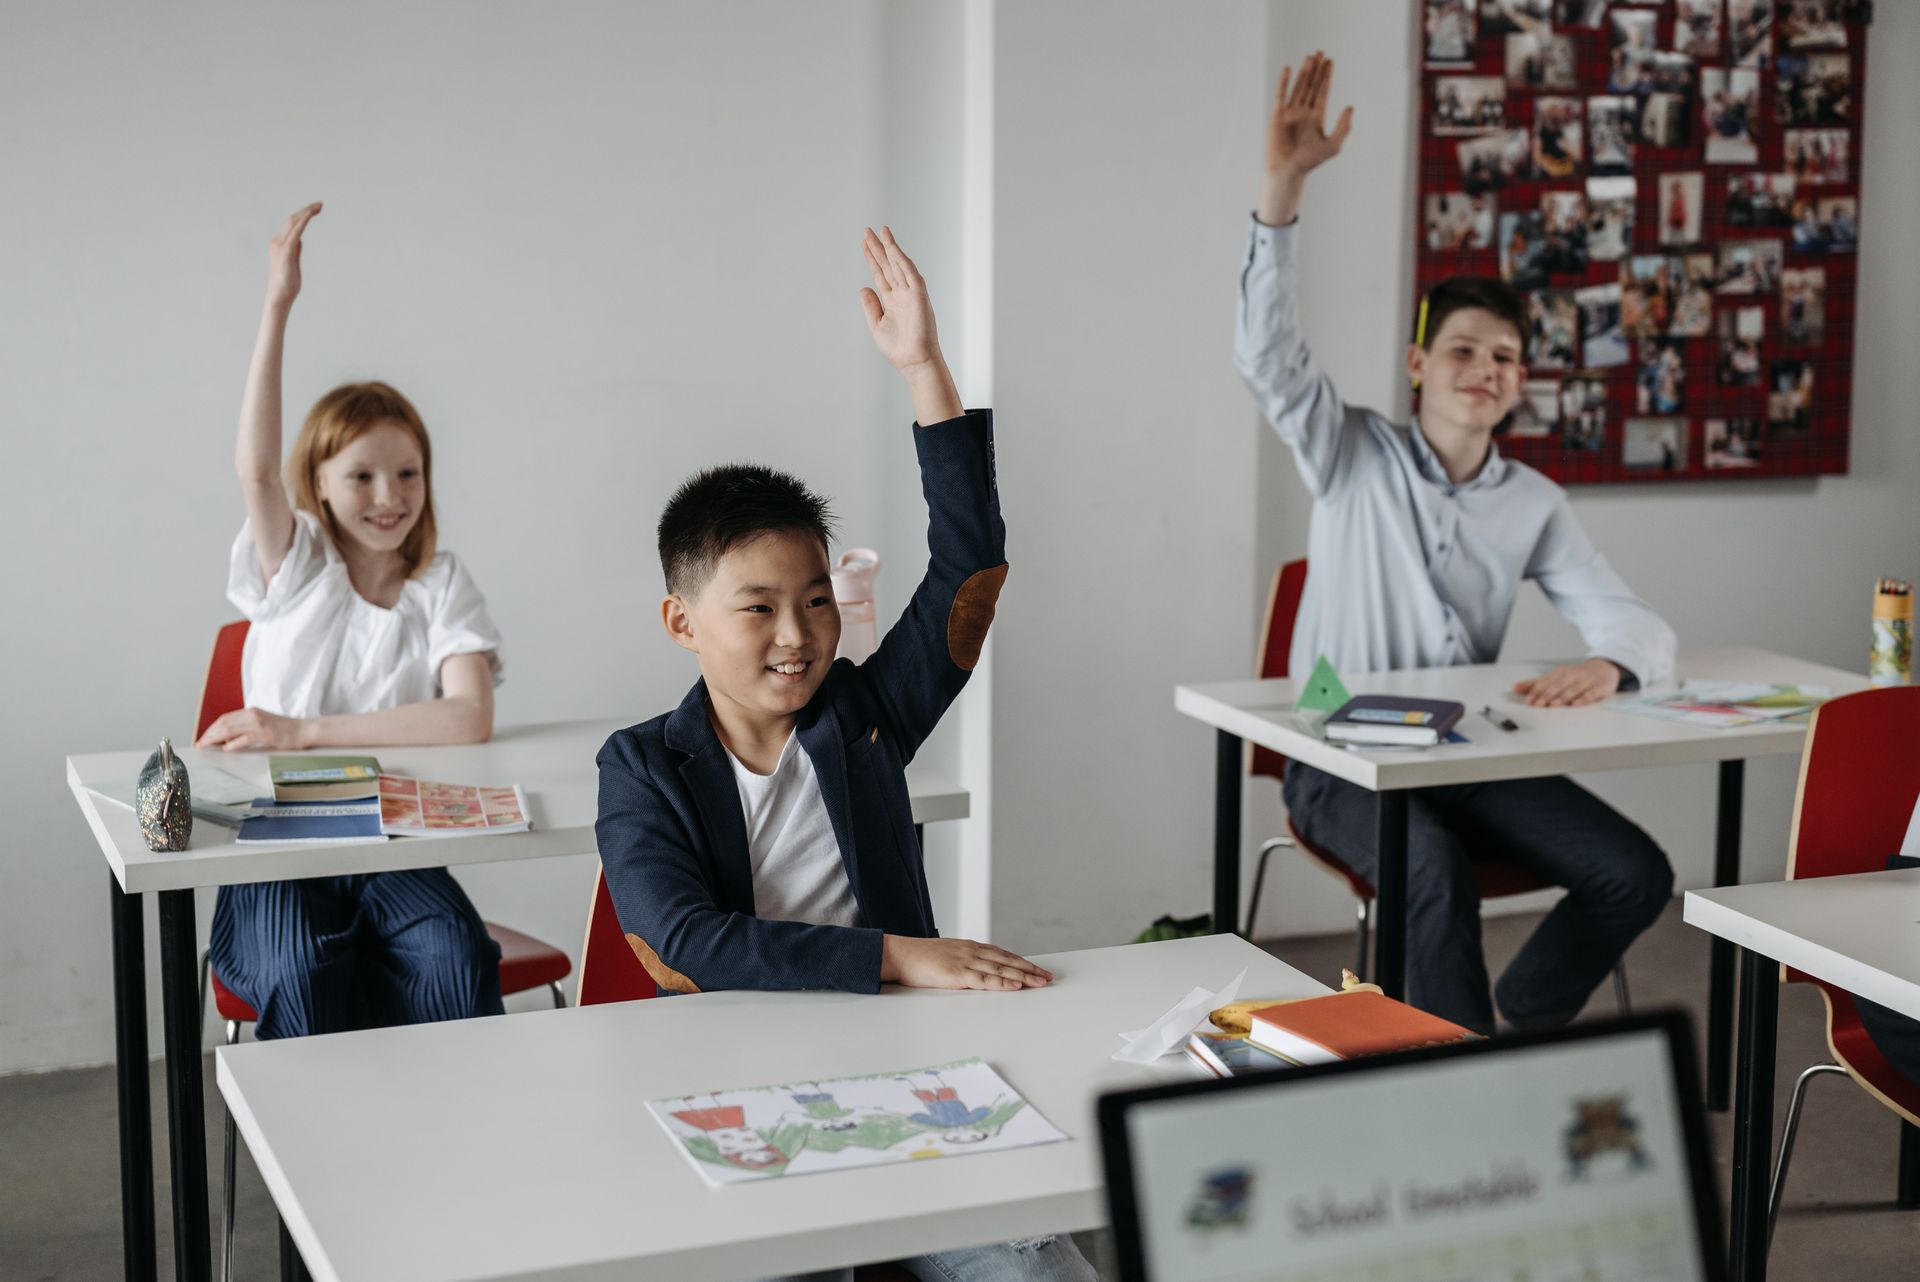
[236,202,321,582]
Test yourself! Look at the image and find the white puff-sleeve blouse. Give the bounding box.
[226,510,504,719]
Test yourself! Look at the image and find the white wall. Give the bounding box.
[1245,0,1920,940]
[988,2,1269,953]
[0,0,969,1074]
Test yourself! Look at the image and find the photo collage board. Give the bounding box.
[1419,0,1866,482]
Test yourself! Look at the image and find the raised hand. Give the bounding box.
[859,226,962,425]
[266,202,322,310]
[1259,53,1354,226]
[859,226,941,372]
[1267,52,1353,177]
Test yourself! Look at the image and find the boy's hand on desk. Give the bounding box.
[1511,658,1621,708]
[881,936,1054,992]
[197,706,310,751]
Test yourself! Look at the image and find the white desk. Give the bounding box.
[1685,870,1920,1280]
[67,718,969,1282]
[1176,646,1868,1111]
[219,934,1320,1282]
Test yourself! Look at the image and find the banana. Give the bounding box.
[1208,972,1383,1034]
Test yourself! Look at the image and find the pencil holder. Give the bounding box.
[135,737,193,852]
[1871,586,1913,688]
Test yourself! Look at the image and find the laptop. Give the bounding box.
[1097,1011,1725,1282]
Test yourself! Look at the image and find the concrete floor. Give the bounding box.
[4,901,1918,1279]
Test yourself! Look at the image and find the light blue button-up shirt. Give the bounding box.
[1234,217,1675,687]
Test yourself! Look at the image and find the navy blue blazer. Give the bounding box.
[595,411,1006,995]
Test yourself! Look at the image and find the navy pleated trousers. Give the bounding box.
[208,869,504,1040]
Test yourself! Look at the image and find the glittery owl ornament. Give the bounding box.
[136,737,192,852]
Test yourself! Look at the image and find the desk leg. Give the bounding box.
[110,876,157,1282]
[1709,760,1746,1112]
[1729,947,1778,1281]
[1899,1122,1920,1209]
[158,890,212,1282]
[1374,792,1409,1002]
[1213,730,1243,936]
[280,1217,312,1282]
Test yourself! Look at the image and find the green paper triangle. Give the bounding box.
[1295,655,1352,719]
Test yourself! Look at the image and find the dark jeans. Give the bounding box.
[209,868,505,1040]
[1283,763,1674,1035]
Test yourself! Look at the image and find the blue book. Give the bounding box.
[236,798,386,845]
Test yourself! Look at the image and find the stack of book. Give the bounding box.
[236,755,532,844]
[1186,991,1476,1075]
[1324,695,1465,748]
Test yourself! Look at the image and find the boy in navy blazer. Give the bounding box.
[596,228,1053,1000]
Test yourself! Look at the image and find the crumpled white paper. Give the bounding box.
[1112,967,1247,1064]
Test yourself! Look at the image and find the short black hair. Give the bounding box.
[657,464,837,597]
[1417,275,1528,350]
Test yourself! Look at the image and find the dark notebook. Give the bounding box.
[1324,695,1465,747]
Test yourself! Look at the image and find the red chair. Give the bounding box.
[1243,561,1630,1013]
[1764,686,1920,1246]
[195,620,572,1282]
[576,868,658,1005]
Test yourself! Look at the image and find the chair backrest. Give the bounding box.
[196,620,251,740]
[1781,685,1920,1123]
[1250,559,1308,787]
[576,869,658,1005]
[1784,686,1920,884]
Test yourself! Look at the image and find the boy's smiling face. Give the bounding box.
[1406,307,1526,437]
[663,529,842,738]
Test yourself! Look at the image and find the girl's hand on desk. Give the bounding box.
[197,706,310,751]
[881,935,1054,992]
[1512,658,1621,708]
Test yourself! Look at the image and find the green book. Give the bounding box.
[269,754,383,802]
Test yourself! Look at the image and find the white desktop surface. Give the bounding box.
[218,934,1322,1282]
[1683,868,1920,1022]
[68,717,969,894]
[1175,646,1867,791]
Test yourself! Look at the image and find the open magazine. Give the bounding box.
[236,776,531,843]
[1609,680,1829,729]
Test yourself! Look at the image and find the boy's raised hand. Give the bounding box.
[859,225,963,424]
[1260,52,1353,225]
[266,201,322,310]
[859,226,940,372]
[882,935,1054,993]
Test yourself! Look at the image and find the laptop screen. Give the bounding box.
[1100,1016,1722,1282]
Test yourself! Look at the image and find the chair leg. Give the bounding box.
[223,1019,242,1282]
[1353,900,1372,981]
[1244,837,1291,940]
[548,981,566,1009]
[1900,1120,1920,1210]
[1768,1062,1847,1243]
[199,950,210,1028]
[1612,965,1632,1015]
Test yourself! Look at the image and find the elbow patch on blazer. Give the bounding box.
[947,563,1009,671]
[626,933,702,994]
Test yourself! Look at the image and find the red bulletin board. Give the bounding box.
[1416,0,1869,483]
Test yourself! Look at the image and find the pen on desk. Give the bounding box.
[1479,705,1520,733]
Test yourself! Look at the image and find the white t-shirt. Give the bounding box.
[725,732,861,928]
[226,510,504,719]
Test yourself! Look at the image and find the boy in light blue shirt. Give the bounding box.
[1235,54,1676,1034]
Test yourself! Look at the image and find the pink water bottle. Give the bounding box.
[832,548,882,664]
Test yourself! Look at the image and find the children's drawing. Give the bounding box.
[648,1057,1066,1185]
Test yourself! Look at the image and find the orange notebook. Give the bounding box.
[1246,991,1474,1066]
